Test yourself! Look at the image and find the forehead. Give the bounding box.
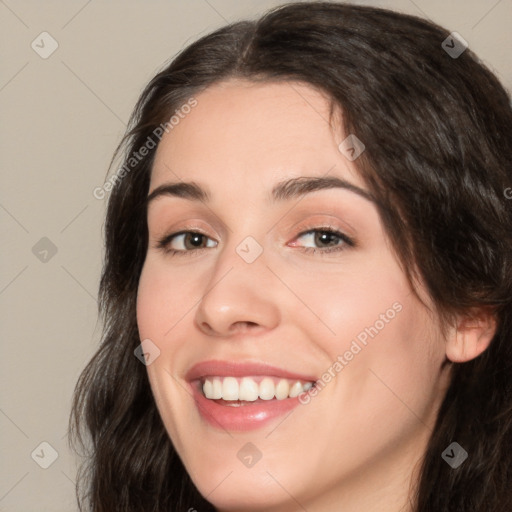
[150,79,364,192]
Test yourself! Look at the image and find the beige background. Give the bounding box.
[0,1,510,511]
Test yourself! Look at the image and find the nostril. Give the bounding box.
[232,321,259,332]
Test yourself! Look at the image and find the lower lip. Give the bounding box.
[190,382,305,432]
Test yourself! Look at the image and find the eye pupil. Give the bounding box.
[186,233,205,249]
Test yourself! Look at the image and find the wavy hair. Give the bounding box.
[70,2,512,511]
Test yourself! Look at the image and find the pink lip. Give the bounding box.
[185,360,317,432]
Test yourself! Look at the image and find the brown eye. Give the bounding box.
[157,231,217,256]
[292,227,355,255]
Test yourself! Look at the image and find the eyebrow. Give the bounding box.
[146,175,375,205]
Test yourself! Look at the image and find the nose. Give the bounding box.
[194,241,281,338]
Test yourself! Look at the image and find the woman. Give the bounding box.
[70,2,512,511]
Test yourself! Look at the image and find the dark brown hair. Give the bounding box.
[70,2,512,510]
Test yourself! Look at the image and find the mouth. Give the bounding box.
[186,360,318,431]
[199,375,314,404]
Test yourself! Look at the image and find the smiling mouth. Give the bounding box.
[186,361,318,431]
[199,375,315,404]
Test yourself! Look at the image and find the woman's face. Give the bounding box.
[137,79,452,511]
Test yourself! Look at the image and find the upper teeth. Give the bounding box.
[202,376,313,401]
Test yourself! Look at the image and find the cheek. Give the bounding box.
[135,261,188,444]
[301,253,442,410]
[136,264,166,340]
[297,253,410,355]
[136,258,194,340]
[333,287,443,442]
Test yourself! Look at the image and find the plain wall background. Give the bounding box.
[1,1,510,510]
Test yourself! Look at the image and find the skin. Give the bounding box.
[136,79,495,512]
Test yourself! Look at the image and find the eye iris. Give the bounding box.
[185,233,205,249]
[315,231,339,247]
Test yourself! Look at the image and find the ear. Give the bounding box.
[445,307,497,363]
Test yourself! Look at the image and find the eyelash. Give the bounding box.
[155,225,355,258]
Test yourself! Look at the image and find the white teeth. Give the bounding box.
[289,381,303,398]
[259,377,275,400]
[239,377,259,401]
[203,379,213,398]
[212,378,222,399]
[275,379,290,400]
[201,376,313,401]
[222,377,239,400]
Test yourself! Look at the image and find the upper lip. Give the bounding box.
[185,360,318,382]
